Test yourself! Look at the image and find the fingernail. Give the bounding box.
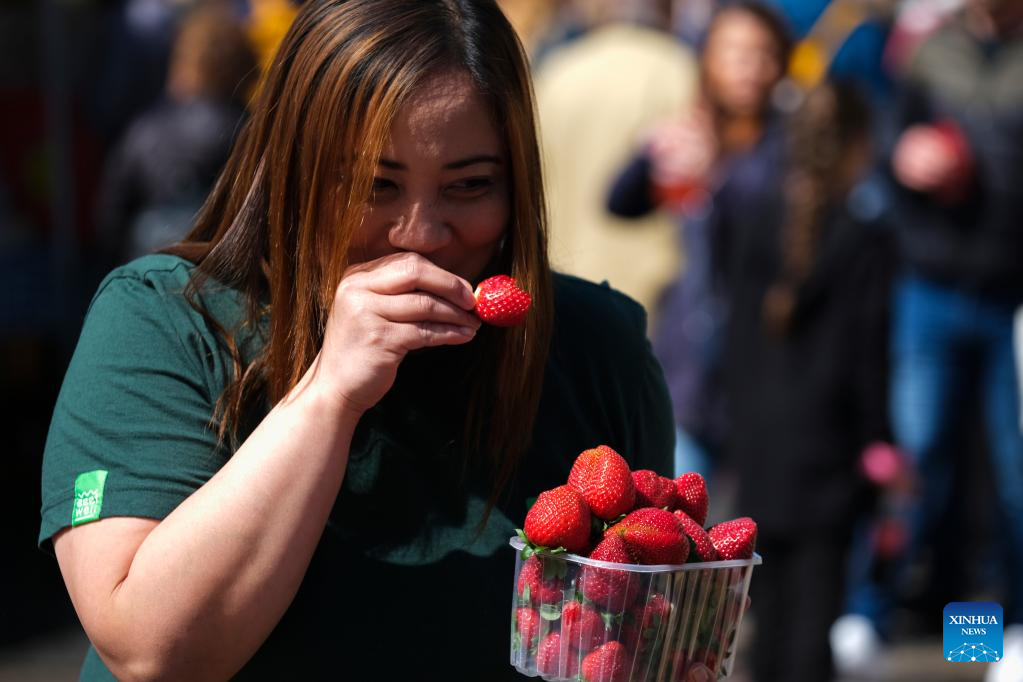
[458,326,477,336]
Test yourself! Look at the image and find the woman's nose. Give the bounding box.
[387,200,452,254]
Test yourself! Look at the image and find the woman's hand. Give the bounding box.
[646,109,719,193]
[311,251,481,414]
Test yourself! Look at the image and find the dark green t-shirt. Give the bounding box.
[40,254,674,680]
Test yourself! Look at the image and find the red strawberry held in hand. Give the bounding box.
[473,274,532,327]
[708,516,758,560]
[568,445,636,521]
[673,472,709,526]
[632,470,678,509]
[610,507,689,565]
[673,510,718,562]
[581,641,632,682]
[523,485,591,553]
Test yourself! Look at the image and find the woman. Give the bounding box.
[609,0,792,217]
[96,1,257,267]
[40,1,676,679]
[712,81,892,682]
[607,0,792,478]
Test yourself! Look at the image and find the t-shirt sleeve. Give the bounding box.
[39,271,226,550]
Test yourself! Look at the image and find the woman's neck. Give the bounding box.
[716,112,765,156]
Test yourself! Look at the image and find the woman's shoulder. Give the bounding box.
[93,254,247,325]
[97,253,197,295]
[551,272,649,343]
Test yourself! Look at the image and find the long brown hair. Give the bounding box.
[762,81,871,335]
[165,0,554,517]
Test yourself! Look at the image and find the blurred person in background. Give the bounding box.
[533,0,699,324]
[496,0,584,65]
[95,1,256,268]
[606,1,792,478]
[882,0,965,75]
[830,2,1023,680]
[710,80,892,682]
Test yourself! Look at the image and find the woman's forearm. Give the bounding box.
[97,378,360,680]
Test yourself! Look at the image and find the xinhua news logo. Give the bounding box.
[944,602,1003,663]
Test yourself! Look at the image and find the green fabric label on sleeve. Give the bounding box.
[72,470,108,526]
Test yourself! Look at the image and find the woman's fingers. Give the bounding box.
[401,320,479,349]
[350,252,476,309]
[372,290,481,329]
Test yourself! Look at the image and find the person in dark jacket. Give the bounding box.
[95,2,256,267]
[712,81,894,682]
[836,3,1023,680]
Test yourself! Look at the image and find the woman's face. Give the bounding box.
[702,11,784,117]
[349,69,510,283]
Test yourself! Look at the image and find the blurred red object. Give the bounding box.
[872,516,908,558]
[652,178,709,213]
[859,441,909,488]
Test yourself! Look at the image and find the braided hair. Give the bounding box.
[762,81,871,336]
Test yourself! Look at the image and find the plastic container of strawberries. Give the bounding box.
[509,536,761,681]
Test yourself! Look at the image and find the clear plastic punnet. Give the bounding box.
[509,536,761,681]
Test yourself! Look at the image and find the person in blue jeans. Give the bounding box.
[834,3,1023,680]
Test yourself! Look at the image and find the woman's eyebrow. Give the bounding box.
[443,154,503,170]
[377,154,503,171]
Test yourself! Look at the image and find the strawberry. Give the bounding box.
[707,516,758,560]
[673,472,709,526]
[537,632,580,678]
[624,592,671,661]
[673,510,718,562]
[670,647,722,681]
[611,507,689,565]
[631,470,678,509]
[581,641,631,682]
[523,485,591,553]
[515,607,541,650]
[579,534,642,612]
[517,554,565,605]
[691,646,722,677]
[635,592,671,632]
[473,274,531,327]
[618,618,640,651]
[568,445,636,521]
[562,601,608,654]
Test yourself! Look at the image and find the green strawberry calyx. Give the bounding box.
[515,528,568,560]
[601,512,629,532]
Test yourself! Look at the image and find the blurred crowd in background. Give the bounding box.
[3,0,1023,680]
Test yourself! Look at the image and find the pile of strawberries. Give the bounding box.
[521,444,756,566]
[513,445,758,682]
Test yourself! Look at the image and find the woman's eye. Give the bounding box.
[447,177,494,197]
[371,178,398,197]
